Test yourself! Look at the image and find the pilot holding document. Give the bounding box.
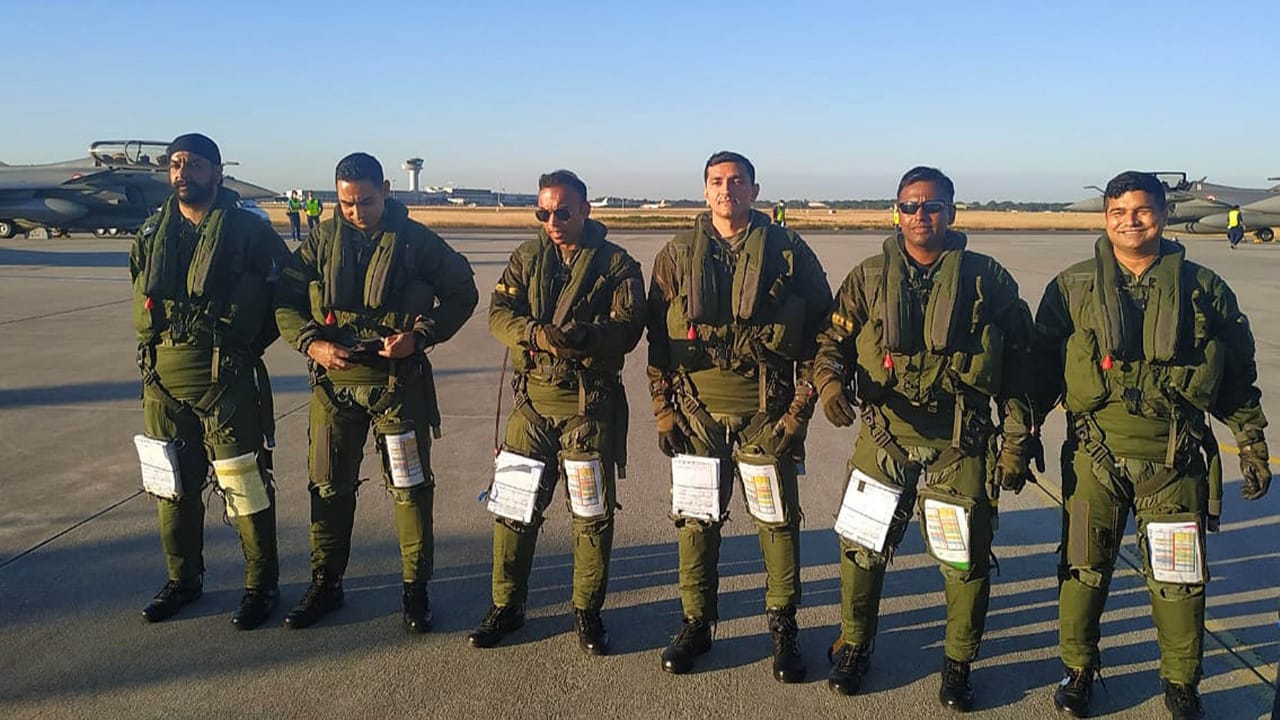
[813,166,1038,712]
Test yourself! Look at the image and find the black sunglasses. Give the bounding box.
[535,207,573,223]
[897,200,951,215]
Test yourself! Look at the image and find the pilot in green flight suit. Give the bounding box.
[467,170,645,656]
[274,152,478,633]
[814,166,1038,712]
[1036,171,1271,720]
[646,151,832,683]
[131,133,288,631]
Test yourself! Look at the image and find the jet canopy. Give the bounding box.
[88,141,172,169]
[1151,172,1191,193]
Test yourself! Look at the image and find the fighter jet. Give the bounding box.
[0,140,277,239]
[1065,172,1280,242]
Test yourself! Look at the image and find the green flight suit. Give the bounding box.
[814,231,1035,662]
[1035,236,1268,684]
[647,210,832,620]
[487,220,645,610]
[275,199,478,583]
[130,186,289,590]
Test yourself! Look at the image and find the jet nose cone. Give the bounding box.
[1065,197,1104,213]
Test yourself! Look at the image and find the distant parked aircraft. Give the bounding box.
[1066,171,1279,242]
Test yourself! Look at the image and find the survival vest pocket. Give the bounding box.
[307,280,325,324]
[399,279,436,320]
[761,292,805,360]
[953,322,1004,396]
[1063,329,1108,413]
[133,278,159,336]
[854,319,893,394]
[1168,338,1224,412]
[219,272,269,343]
[666,295,705,366]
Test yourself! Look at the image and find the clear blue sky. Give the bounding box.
[5,0,1279,202]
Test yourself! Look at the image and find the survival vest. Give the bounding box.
[304,199,437,343]
[845,232,1009,407]
[662,210,808,374]
[497,220,634,381]
[132,187,277,351]
[1058,236,1225,418]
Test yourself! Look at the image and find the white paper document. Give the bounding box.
[488,450,545,524]
[1146,520,1204,584]
[738,460,785,524]
[923,498,971,568]
[384,430,426,488]
[833,468,902,552]
[134,434,182,501]
[670,454,720,521]
[564,457,607,519]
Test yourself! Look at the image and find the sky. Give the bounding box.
[4,0,1279,202]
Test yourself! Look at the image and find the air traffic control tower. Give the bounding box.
[403,158,424,193]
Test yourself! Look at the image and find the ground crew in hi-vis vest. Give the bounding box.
[1226,205,1244,249]
[304,191,323,232]
[130,133,289,630]
[286,191,304,242]
[647,151,832,682]
[468,170,644,655]
[1035,171,1272,720]
[813,166,1038,711]
[274,152,478,632]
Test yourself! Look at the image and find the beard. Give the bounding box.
[174,179,216,205]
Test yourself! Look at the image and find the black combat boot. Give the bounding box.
[574,608,609,656]
[231,588,278,630]
[826,641,871,696]
[938,656,975,712]
[1161,680,1204,720]
[660,617,713,674]
[141,577,203,623]
[466,604,525,648]
[402,582,432,634]
[1052,666,1095,717]
[283,572,343,629]
[767,606,806,683]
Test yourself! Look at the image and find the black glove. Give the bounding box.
[533,323,589,360]
[562,322,596,351]
[993,433,1045,493]
[656,405,689,457]
[816,374,857,427]
[1239,441,1272,500]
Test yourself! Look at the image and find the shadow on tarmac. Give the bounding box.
[0,366,500,410]
[0,494,1274,715]
[0,248,129,268]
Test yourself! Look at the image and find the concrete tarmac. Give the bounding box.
[0,230,1276,719]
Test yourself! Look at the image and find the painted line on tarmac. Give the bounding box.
[0,397,314,575]
[0,298,130,326]
[0,490,142,571]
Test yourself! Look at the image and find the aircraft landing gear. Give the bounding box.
[1256,227,1274,243]
[0,219,15,239]
[27,227,51,241]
